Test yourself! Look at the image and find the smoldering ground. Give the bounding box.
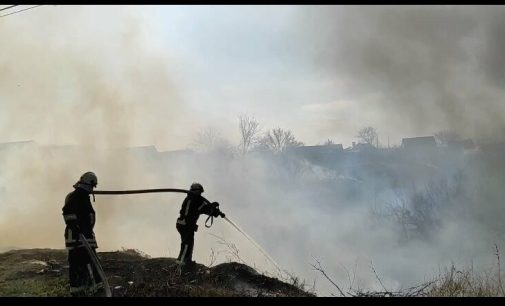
[2,5,505,297]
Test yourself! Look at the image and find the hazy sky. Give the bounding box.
[140,5,505,148]
[2,5,505,150]
[144,5,332,148]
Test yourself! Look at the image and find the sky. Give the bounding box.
[142,5,505,148]
[2,5,505,149]
[143,5,334,148]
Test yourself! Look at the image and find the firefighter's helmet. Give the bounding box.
[79,171,98,187]
[190,182,204,193]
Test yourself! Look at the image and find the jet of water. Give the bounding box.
[223,216,282,272]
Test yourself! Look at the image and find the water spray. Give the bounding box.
[222,216,282,272]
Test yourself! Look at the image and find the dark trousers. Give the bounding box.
[176,223,195,264]
[68,247,101,295]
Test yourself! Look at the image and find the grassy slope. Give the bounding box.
[0,248,314,297]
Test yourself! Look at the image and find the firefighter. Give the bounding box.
[176,183,225,269]
[62,171,104,296]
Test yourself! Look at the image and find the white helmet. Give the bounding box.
[79,171,98,187]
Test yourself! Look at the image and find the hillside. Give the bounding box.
[0,248,314,297]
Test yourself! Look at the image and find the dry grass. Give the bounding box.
[423,244,505,297]
[425,264,504,297]
[314,245,505,297]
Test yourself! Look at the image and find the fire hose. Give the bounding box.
[93,188,225,227]
[78,233,112,297]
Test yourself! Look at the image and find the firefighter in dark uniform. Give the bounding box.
[176,183,225,268]
[62,171,104,296]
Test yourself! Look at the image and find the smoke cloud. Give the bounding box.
[290,5,505,144]
[0,5,187,260]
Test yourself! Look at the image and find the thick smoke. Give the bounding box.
[0,6,187,253]
[291,5,505,143]
[0,6,185,148]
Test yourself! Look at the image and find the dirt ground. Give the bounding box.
[0,248,314,297]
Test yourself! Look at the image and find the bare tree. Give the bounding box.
[238,115,261,155]
[257,127,303,153]
[193,127,233,155]
[193,127,220,152]
[356,127,378,147]
[324,139,335,146]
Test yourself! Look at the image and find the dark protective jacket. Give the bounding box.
[176,193,218,230]
[62,187,98,250]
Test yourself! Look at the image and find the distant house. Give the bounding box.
[401,136,437,150]
[158,149,194,159]
[127,145,159,161]
[447,139,476,151]
[0,140,35,151]
[478,142,505,158]
[127,145,158,154]
[39,144,77,158]
[287,144,343,162]
[345,142,376,153]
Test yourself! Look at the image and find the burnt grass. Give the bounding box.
[0,248,314,297]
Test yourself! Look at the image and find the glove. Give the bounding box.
[210,202,219,216]
[210,202,225,218]
[211,208,221,218]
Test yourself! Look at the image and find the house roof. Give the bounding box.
[479,142,505,154]
[448,139,476,150]
[0,140,35,150]
[401,136,437,148]
[345,142,376,152]
[288,144,344,153]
